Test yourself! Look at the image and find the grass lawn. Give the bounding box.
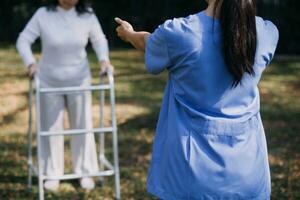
[0,46,299,199]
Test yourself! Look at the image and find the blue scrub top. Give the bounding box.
[145,11,279,200]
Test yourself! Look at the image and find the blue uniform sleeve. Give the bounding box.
[264,20,279,66]
[145,23,171,75]
[256,19,279,66]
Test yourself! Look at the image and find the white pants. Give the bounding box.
[39,76,99,177]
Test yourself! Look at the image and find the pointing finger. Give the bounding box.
[114,17,124,25]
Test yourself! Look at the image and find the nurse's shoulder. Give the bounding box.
[256,16,279,45]
[255,16,279,66]
[156,14,200,44]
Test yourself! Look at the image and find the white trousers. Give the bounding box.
[39,76,99,177]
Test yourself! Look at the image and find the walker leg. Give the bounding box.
[27,164,32,190]
[99,135,106,184]
[35,78,45,200]
[99,82,106,185]
[38,134,44,200]
[27,80,33,190]
[113,129,121,200]
[38,175,44,200]
[109,78,121,200]
[27,156,33,191]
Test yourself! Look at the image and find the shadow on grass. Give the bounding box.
[0,102,28,127]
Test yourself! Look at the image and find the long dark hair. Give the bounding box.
[214,0,257,87]
[45,0,93,15]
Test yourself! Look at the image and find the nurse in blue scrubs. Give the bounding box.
[116,0,279,199]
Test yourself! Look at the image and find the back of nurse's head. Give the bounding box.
[209,0,257,87]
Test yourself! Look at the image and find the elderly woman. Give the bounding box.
[116,0,279,199]
[16,0,112,191]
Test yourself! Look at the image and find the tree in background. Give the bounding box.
[0,0,299,54]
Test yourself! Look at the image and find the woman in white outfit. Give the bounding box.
[16,0,112,191]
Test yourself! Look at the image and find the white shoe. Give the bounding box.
[80,177,95,190]
[44,180,59,191]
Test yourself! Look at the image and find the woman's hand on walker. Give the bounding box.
[27,63,38,78]
[100,60,114,75]
[115,17,134,42]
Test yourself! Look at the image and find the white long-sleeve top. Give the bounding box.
[16,6,109,85]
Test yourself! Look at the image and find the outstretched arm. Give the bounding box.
[115,18,151,51]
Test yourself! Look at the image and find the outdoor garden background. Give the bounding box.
[0,0,299,199]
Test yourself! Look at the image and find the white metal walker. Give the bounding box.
[27,70,121,200]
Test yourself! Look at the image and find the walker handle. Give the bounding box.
[100,67,114,85]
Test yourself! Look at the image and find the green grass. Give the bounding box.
[0,46,299,199]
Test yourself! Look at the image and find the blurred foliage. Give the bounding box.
[256,0,300,54]
[0,0,299,53]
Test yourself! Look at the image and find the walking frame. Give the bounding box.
[27,69,121,200]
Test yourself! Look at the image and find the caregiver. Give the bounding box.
[115,0,279,199]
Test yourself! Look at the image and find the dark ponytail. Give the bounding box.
[215,0,257,87]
